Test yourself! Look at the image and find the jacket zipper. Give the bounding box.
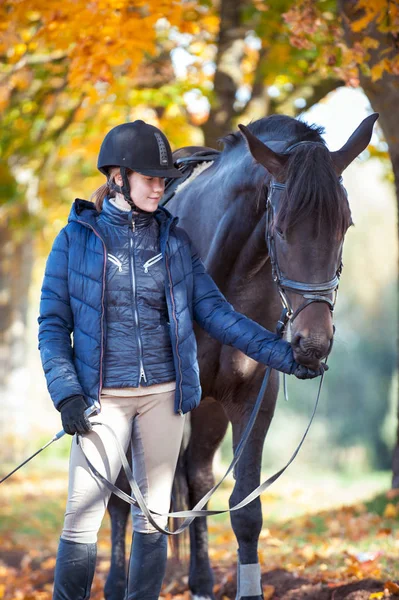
[130,219,147,384]
[76,220,107,405]
[143,253,163,273]
[165,253,184,415]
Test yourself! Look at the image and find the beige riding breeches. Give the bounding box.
[61,383,185,543]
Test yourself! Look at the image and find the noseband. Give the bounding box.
[265,142,344,332]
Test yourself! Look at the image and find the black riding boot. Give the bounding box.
[52,538,97,600]
[126,532,168,600]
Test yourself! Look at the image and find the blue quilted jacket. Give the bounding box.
[96,198,176,388]
[38,199,296,415]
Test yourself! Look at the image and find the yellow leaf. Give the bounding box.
[383,503,397,519]
[371,58,390,82]
[369,593,384,599]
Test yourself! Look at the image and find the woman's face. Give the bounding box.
[115,170,165,212]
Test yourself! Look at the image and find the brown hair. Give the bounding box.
[90,166,120,212]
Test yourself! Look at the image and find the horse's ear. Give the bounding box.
[330,113,379,175]
[238,124,288,177]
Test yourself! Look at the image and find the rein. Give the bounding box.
[79,346,326,535]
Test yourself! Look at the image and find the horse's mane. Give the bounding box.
[220,115,352,240]
[221,114,325,148]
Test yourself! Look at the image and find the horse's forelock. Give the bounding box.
[276,144,352,239]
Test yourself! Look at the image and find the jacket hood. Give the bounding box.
[68,199,99,227]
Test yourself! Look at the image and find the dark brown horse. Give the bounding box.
[105,113,378,600]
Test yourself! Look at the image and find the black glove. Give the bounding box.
[292,362,329,380]
[59,395,92,435]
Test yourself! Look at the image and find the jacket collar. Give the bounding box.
[100,197,159,230]
[155,205,179,254]
[68,199,178,250]
[100,197,131,226]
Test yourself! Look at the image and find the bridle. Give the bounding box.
[265,141,344,333]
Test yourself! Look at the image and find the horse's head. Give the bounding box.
[239,114,378,369]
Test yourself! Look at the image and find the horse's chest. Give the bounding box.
[219,347,259,383]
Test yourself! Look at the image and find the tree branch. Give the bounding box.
[269,76,345,116]
[0,51,68,85]
[37,94,85,172]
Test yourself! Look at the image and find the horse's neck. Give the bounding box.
[170,154,267,266]
[207,215,269,303]
[169,156,278,323]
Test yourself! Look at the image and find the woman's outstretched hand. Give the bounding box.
[59,395,93,435]
[292,362,329,380]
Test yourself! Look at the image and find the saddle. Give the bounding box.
[161,149,220,206]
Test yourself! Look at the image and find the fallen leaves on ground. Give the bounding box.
[1,468,399,599]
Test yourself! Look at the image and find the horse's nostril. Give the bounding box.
[291,332,303,349]
[292,331,330,361]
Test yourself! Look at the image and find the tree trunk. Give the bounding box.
[0,197,35,462]
[338,0,399,485]
[201,0,251,147]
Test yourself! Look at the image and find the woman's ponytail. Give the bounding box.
[90,167,119,211]
[90,183,110,212]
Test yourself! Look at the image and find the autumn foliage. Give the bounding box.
[1,0,398,171]
[284,0,399,85]
[0,0,200,106]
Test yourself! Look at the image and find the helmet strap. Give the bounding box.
[120,167,135,209]
[108,167,148,213]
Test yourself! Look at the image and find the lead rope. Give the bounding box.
[79,312,326,536]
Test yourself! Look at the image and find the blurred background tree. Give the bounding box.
[0,0,397,477]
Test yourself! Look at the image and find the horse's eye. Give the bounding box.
[275,226,284,238]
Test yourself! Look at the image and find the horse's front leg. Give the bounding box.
[186,397,229,600]
[227,373,278,600]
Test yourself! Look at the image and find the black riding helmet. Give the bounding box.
[98,120,183,210]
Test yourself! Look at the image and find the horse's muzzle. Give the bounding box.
[291,331,333,368]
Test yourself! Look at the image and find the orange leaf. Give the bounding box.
[385,581,399,595]
[263,584,275,600]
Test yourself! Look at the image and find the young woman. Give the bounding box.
[38,120,324,600]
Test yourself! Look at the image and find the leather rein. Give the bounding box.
[79,141,345,535]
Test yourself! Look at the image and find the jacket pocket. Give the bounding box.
[143,252,163,273]
[107,253,122,272]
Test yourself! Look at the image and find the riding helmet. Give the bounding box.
[98,120,183,179]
